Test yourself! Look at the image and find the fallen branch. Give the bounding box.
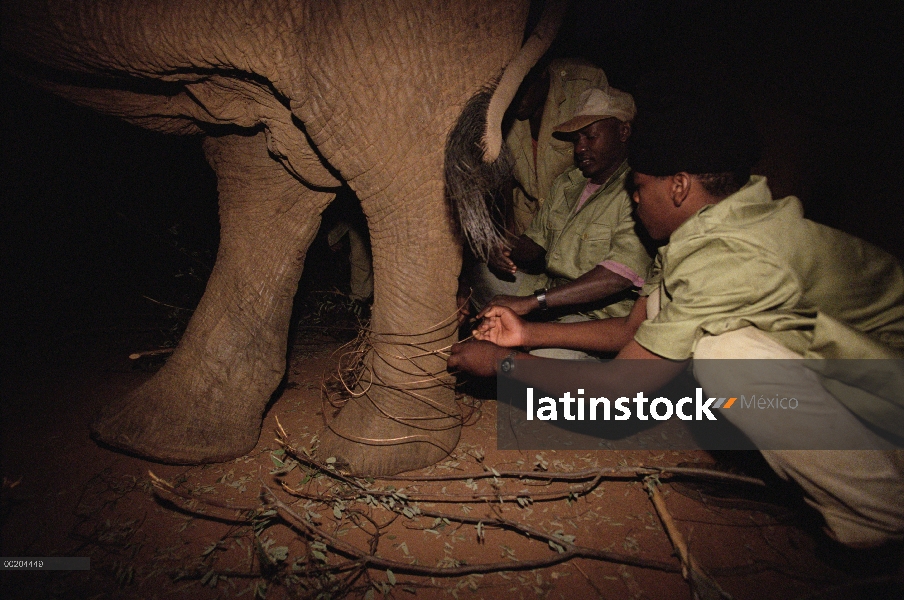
[150,432,775,597]
[266,484,680,578]
[379,464,766,487]
[645,475,733,600]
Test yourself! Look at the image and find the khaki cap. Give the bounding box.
[553,86,637,134]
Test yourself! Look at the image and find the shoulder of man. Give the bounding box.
[547,58,608,86]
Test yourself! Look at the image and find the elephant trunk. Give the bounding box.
[443,0,566,261]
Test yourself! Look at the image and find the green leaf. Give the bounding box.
[269,546,289,562]
[386,569,396,586]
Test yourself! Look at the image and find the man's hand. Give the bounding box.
[487,246,517,275]
[479,294,538,317]
[447,339,510,378]
[473,306,529,348]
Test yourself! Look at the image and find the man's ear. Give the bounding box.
[670,172,692,206]
[619,121,632,142]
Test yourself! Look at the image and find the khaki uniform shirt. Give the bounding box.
[506,58,609,236]
[636,176,904,434]
[522,161,652,319]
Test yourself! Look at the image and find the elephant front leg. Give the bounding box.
[91,132,332,464]
[316,182,464,476]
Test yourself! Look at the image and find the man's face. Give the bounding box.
[572,118,629,183]
[514,71,550,121]
[631,171,677,241]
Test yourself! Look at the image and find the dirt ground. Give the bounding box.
[2,302,901,600]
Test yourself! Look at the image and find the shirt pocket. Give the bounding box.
[545,205,571,235]
[576,226,613,272]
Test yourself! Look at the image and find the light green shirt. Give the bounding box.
[636,176,904,434]
[506,58,609,236]
[522,161,653,319]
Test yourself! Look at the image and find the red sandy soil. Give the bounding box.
[2,314,901,600]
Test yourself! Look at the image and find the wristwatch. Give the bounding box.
[533,288,548,311]
[500,351,517,373]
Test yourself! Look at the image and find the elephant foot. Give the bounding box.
[316,393,461,476]
[91,375,264,464]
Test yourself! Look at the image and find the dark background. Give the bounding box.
[2,0,903,383]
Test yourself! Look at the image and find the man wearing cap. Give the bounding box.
[461,59,610,316]
[449,93,904,551]
[475,85,653,347]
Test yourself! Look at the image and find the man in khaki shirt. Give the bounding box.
[472,85,652,333]
[450,92,904,551]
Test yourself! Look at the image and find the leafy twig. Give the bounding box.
[645,476,733,600]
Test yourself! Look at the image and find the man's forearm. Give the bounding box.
[501,340,688,401]
[524,316,634,353]
[543,265,633,309]
[524,295,648,352]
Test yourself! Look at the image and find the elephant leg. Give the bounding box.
[92,131,332,463]
[316,176,463,476]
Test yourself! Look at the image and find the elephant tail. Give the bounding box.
[483,0,567,163]
[444,85,514,261]
[444,0,566,261]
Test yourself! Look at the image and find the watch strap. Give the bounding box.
[500,351,517,373]
[533,288,548,311]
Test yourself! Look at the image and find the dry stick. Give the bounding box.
[141,294,193,312]
[129,348,175,360]
[281,483,590,505]
[413,504,680,573]
[644,476,733,600]
[151,468,679,578]
[273,451,693,576]
[149,470,259,514]
[571,560,608,598]
[277,443,766,504]
[380,465,766,487]
[149,467,702,587]
[266,485,680,578]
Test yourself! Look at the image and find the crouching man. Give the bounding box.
[449,91,904,551]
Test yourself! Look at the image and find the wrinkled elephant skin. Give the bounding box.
[2,0,543,474]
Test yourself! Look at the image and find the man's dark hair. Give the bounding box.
[627,74,760,181]
[694,170,750,197]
